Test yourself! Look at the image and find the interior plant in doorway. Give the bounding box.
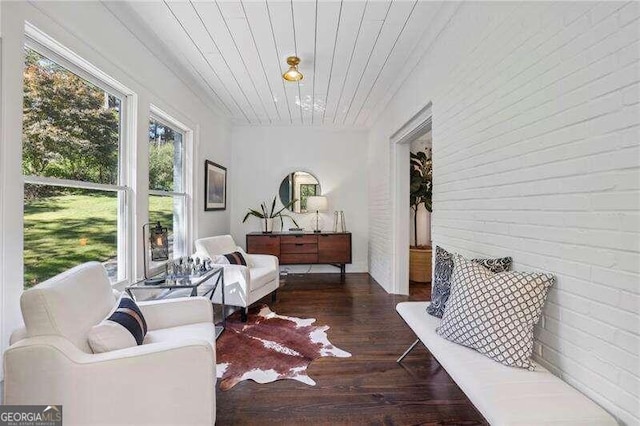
[410,149,433,245]
[409,149,433,283]
[243,196,299,233]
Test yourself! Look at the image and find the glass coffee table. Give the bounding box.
[126,267,225,339]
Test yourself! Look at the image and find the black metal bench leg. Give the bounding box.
[241,307,248,322]
[271,289,277,303]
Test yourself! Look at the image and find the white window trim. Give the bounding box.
[23,25,136,288]
[148,105,193,272]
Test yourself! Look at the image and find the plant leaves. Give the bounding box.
[273,198,297,217]
[270,196,276,218]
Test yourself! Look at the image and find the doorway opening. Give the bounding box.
[390,103,432,296]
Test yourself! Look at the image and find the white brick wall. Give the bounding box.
[367,2,640,424]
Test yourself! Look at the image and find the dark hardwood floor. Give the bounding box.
[216,273,486,425]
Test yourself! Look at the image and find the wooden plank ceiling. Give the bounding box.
[125,0,443,127]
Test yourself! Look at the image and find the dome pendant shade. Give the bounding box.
[283,56,303,81]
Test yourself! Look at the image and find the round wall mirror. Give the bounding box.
[278,171,321,213]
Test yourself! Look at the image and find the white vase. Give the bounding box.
[263,218,274,233]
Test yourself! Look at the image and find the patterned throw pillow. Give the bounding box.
[212,251,248,266]
[436,255,554,370]
[88,295,148,353]
[427,246,512,318]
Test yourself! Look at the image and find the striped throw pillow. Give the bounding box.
[88,295,148,353]
[212,251,248,266]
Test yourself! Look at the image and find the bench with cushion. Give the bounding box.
[397,301,617,425]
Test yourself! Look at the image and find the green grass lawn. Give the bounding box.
[24,192,173,288]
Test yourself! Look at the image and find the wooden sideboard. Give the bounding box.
[246,232,352,275]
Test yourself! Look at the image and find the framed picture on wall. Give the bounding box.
[204,160,227,211]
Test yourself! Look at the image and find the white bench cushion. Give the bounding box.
[397,302,617,426]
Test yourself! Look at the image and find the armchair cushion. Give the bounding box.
[144,322,216,352]
[88,295,148,353]
[250,266,278,291]
[137,297,213,331]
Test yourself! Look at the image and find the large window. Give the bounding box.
[22,43,129,289]
[148,115,187,267]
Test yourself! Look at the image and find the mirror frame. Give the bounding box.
[278,170,321,214]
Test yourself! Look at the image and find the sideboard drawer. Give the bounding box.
[281,234,317,245]
[280,253,319,264]
[247,235,280,256]
[281,243,318,254]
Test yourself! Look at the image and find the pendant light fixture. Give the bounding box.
[282,56,303,82]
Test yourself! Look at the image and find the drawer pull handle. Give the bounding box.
[295,235,303,238]
[269,236,278,238]
[295,243,304,246]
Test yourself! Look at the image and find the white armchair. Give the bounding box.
[195,235,279,321]
[4,262,216,426]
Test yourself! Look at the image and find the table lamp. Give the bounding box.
[143,221,169,285]
[307,196,328,233]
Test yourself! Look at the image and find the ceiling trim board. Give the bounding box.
[327,0,369,124]
[352,0,419,124]
[266,0,294,124]
[363,1,461,127]
[183,0,263,124]
[210,0,274,124]
[162,0,253,123]
[320,0,344,124]
[99,1,229,118]
[340,0,393,125]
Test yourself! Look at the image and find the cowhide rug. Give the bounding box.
[216,304,351,391]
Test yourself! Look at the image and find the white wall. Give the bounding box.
[368,1,639,424]
[0,1,230,373]
[230,126,369,273]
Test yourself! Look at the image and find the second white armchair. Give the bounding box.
[195,235,279,321]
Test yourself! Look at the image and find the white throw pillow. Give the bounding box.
[88,320,137,353]
[436,255,554,370]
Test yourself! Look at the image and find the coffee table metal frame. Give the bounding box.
[125,267,226,339]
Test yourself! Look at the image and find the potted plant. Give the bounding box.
[409,149,433,283]
[243,196,299,233]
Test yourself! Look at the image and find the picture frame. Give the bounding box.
[204,160,227,211]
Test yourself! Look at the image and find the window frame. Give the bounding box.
[147,106,192,276]
[22,25,135,287]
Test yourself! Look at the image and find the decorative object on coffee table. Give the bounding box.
[142,221,169,285]
[242,196,299,233]
[205,160,227,211]
[216,304,351,391]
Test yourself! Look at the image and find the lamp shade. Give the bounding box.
[306,196,328,212]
